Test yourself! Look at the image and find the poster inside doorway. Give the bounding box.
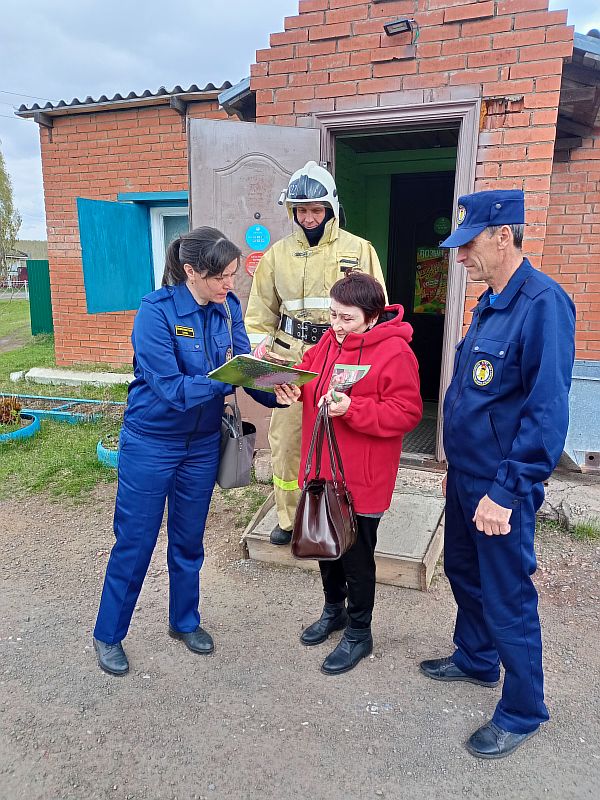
[413,246,448,315]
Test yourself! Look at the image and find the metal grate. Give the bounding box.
[404,417,437,455]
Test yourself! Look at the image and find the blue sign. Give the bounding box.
[245,224,271,251]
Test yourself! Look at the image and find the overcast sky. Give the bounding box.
[0,0,597,240]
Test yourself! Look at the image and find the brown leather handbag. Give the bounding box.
[291,403,357,561]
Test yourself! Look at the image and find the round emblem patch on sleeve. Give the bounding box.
[473,359,494,387]
[457,205,467,225]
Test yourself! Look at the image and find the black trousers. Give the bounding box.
[319,515,380,629]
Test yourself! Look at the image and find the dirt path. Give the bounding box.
[1,486,599,800]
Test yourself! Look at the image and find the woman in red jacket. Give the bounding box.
[275,272,422,675]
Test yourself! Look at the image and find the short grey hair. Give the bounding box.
[486,224,524,250]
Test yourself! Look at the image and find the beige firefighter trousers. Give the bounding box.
[268,400,303,532]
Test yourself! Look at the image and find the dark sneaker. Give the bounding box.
[419,656,499,687]
[466,720,539,759]
[93,637,129,676]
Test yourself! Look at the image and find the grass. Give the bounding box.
[221,482,271,529]
[0,417,121,500]
[0,299,127,497]
[0,299,31,340]
[570,518,600,542]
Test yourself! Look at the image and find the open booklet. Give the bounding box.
[208,354,318,393]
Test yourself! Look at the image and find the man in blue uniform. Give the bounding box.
[420,190,575,758]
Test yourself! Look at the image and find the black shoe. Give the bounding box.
[466,721,539,759]
[300,603,349,646]
[168,625,214,655]
[93,637,129,676]
[270,525,292,545]
[321,626,373,675]
[419,656,499,687]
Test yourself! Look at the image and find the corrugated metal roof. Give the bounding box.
[16,82,232,117]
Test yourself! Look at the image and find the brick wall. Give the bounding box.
[542,126,600,360]
[251,0,574,333]
[40,101,225,365]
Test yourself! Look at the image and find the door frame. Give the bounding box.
[315,99,481,462]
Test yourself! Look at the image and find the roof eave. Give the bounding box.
[15,90,222,120]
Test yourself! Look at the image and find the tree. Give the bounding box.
[0,145,22,280]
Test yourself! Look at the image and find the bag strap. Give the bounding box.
[323,403,349,491]
[221,298,243,436]
[304,404,326,480]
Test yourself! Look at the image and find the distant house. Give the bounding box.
[2,241,48,287]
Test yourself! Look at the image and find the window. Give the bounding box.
[149,207,189,288]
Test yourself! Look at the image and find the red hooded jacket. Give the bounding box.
[297,305,422,514]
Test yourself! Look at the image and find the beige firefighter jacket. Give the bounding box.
[245,218,387,362]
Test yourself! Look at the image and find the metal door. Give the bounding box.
[188,119,320,311]
[188,119,320,448]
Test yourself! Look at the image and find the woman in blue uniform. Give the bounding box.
[93,227,288,676]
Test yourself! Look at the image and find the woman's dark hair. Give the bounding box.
[162,226,242,286]
[330,271,386,322]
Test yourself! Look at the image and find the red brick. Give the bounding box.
[444,2,494,23]
[483,79,534,97]
[461,17,513,37]
[325,4,369,24]
[419,54,467,73]
[329,64,372,81]
[371,44,416,62]
[450,67,499,86]
[284,11,325,30]
[503,126,556,143]
[315,81,357,98]
[515,10,569,29]
[403,72,450,89]
[294,98,335,113]
[275,85,315,102]
[497,0,547,12]
[350,50,375,65]
[310,52,350,70]
[337,33,381,51]
[268,58,309,75]
[468,49,518,68]
[373,59,418,78]
[297,40,337,56]
[269,29,309,47]
[289,70,328,87]
[546,25,575,43]
[492,29,546,49]
[299,0,328,10]
[441,36,491,56]
[369,0,414,17]
[518,41,574,62]
[510,59,564,79]
[523,91,560,109]
[309,22,352,40]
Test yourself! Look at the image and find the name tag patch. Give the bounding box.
[175,326,195,338]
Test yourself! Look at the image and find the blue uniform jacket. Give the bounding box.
[443,259,575,508]
[124,284,278,439]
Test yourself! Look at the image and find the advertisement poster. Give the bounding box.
[413,246,448,315]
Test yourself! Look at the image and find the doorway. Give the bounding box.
[333,126,459,460]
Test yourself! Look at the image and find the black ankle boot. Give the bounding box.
[300,602,348,646]
[321,625,373,675]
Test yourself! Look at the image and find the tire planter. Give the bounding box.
[97,439,119,469]
[0,412,41,444]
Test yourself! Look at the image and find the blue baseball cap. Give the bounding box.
[440,189,525,248]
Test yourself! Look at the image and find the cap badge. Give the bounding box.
[457,205,466,225]
[473,359,494,387]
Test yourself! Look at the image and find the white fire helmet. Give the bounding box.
[279,161,340,219]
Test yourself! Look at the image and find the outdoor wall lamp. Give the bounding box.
[383,18,413,36]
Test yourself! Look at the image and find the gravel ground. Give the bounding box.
[1,484,599,800]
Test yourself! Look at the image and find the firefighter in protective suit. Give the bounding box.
[245,161,387,545]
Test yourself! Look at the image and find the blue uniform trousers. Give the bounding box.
[444,467,549,734]
[94,426,220,645]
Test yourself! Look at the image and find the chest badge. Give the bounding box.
[473,359,494,387]
[225,347,233,362]
[175,325,195,338]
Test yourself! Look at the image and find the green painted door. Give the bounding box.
[27,259,54,335]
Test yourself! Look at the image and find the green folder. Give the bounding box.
[208,355,318,393]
